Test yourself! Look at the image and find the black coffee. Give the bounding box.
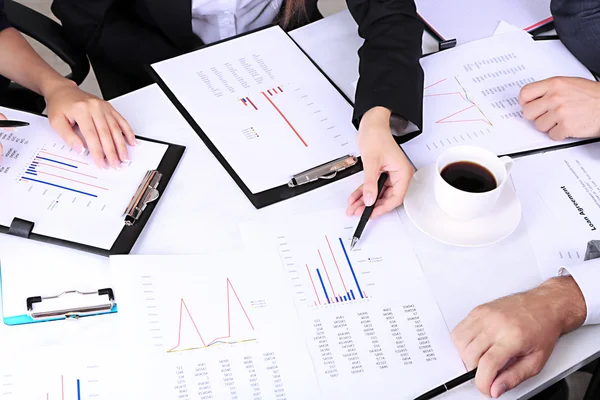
[441,161,497,193]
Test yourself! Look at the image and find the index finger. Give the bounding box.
[519,80,549,106]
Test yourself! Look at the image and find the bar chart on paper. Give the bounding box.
[0,349,111,400]
[0,108,168,248]
[278,231,374,307]
[152,26,360,193]
[110,254,322,399]
[20,146,108,199]
[242,211,466,399]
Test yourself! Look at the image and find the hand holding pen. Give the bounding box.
[0,113,30,163]
[350,172,388,250]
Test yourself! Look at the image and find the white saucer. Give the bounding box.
[404,166,522,247]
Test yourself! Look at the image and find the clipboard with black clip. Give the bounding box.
[0,107,185,256]
[149,25,364,209]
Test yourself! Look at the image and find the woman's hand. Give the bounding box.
[44,80,136,169]
[346,107,415,218]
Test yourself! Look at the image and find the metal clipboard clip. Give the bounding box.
[26,288,115,320]
[124,169,162,226]
[288,155,358,187]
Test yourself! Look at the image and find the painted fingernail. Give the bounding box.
[364,193,375,207]
[73,143,85,155]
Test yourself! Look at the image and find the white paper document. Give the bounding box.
[0,108,167,249]
[241,210,466,399]
[404,31,596,168]
[512,144,600,278]
[0,346,117,399]
[152,26,359,194]
[110,253,322,399]
[416,0,552,44]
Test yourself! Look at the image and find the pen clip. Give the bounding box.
[288,155,358,187]
[124,170,162,226]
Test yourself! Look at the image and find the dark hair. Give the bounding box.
[282,0,308,27]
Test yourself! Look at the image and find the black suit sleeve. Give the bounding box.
[0,0,10,31]
[346,0,424,132]
[551,0,600,75]
[51,0,183,85]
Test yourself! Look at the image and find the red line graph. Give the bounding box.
[424,77,492,126]
[35,171,109,190]
[261,91,308,147]
[37,162,98,178]
[325,235,348,294]
[39,150,88,165]
[306,264,321,305]
[168,278,254,352]
[424,78,447,90]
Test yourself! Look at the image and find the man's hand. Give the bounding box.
[44,80,136,169]
[520,77,600,140]
[451,276,586,398]
[346,107,415,218]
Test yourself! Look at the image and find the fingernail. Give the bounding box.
[364,193,375,207]
[73,143,84,155]
[494,383,507,398]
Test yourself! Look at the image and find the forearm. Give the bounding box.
[0,27,70,98]
[535,276,587,334]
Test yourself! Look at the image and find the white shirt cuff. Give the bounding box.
[390,115,419,137]
[559,258,600,325]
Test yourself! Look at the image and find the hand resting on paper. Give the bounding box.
[520,77,600,140]
[451,276,586,398]
[346,107,415,219]
[0,25,136,169]
[44,80,137,169]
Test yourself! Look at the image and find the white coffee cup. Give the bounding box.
[434,146,513,220]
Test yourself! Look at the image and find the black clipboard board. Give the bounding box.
[148,25,362,209]
[0,108,185,257]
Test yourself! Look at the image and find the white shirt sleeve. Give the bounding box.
[390,115,420,137]
[559,258,600,325]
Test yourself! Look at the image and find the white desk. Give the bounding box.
[0,10,598,400]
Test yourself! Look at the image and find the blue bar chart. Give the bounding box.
[19,148,107,198]
[285,232,374,308]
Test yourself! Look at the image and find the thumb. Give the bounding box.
[490,354,546,398]
[362,159,381,207]
[50,115,86,155]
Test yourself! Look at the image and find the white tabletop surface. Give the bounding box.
[0,10,598,400]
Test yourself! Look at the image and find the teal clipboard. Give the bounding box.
[0,267,117,326]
